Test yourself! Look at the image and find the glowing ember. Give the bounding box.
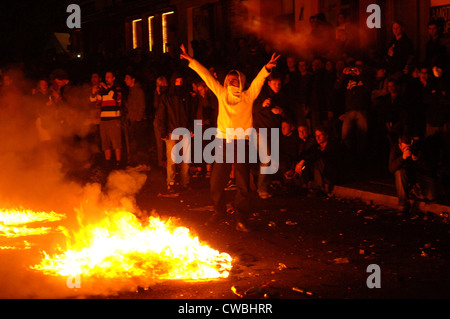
[0,208,65,238]
[31,210,233,281]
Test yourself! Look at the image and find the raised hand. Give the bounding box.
[265,53,281,71]
[180,44,193,62]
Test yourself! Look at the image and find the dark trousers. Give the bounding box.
[394,168,437,209]
[210,139,252,221]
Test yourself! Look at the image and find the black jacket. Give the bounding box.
[253,85,289,131]
[388,142,434,175]
[387,35,414,74]
[156,89,192,139]
[300,140,343,184]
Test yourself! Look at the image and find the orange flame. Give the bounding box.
[31,210,233,281]
[0,208,65,238]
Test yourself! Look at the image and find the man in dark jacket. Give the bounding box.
[424,19,447,73]
[124,72,149,169]
[386,22,414,77]
[253,71,287,199]
[157,73,192,191]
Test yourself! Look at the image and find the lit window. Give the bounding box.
[148,16,154,51]
[162,11,174,53]
[132,18,142,49]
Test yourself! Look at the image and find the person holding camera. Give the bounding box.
[339,62,371,168]
[389,135,438,213]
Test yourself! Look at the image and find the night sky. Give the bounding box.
[0,0,69,66]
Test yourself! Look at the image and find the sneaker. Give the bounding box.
[258,191,272,199]
[224,179,236,191]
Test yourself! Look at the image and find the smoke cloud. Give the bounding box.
[238,1,365,63]
[0,67,149,298]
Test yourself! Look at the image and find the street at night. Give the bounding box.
[115,169,450,300]
[2,167,449,302]
[0,0,449,311]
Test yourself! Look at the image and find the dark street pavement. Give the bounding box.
[106,166,450,300]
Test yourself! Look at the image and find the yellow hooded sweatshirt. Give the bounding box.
[188,59,271,140]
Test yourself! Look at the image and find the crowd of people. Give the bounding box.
[1,14,449,221]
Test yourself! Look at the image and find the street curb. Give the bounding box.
[333,185,450,217]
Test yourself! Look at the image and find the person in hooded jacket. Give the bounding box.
[156,72,192,192]
[180,44,280,232]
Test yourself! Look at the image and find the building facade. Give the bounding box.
[72,0,449,66]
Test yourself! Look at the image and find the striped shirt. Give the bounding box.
[91,86,122,121]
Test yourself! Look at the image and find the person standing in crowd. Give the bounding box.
[386,22,415,77]
[90,71,123,170]
[153,76,168,172]
[124,71,150,170]
[192,80,218,178]
[156,72,192,192]
[253,71,286,199]
[180,43,280,232]
[424,19,447,73]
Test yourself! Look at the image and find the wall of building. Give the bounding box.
[77,0,447,66]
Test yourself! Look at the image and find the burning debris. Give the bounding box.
[0,208,65,239]
[31,210,233,282]
[0,165,233,297]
